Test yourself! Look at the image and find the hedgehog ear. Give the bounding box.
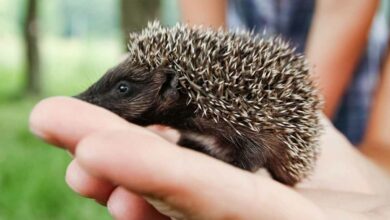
[159,69,179,101]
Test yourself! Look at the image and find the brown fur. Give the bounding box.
[77,65,303,185]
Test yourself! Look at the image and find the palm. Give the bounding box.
[30,97,390,220]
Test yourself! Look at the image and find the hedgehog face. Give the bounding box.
[76,62,188,125]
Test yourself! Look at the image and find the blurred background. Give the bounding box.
[0,0,179,219]
[1,0,390,219]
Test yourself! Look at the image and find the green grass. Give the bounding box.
[0,36,123,220]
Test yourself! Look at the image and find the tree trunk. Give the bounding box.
[120,0,160,49]
[23,0,40,95]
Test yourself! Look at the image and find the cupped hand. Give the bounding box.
[29,97,390,220]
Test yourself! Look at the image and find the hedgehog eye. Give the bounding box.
[115,81,131,95]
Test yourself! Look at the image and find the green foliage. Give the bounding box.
[0,0,180,218]
[0,0,120,38]
[0,36,122,219]
[0,99,111,220]
[0,0,25,36]
[161,0,180,26]
[57,0,120,38]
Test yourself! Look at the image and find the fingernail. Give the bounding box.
[29,124,46,140]
[147,125,180,143]
[148,124,170,131]
[30,125,62,146]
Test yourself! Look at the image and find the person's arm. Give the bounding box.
[306,0,379,117]
[179,0,226,28]
[29,97,390,219]
[360,52,390,172]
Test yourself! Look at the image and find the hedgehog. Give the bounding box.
[76,21,322,185]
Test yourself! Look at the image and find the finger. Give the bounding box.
[66,160,115,205]
[147,125,181,143]
[107,187,169,220]
[75,129,324,220]
[29,97,151,153]
[31,97,323,218]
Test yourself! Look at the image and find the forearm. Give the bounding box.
[299,116,390,195]
[361,53,390,172]
[179,0,226,28]
[306,0,379,117]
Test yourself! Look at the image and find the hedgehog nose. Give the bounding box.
[73,93,99,105]
[72,94,81,99]
[73,93,86,101]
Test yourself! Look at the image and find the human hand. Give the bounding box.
[29,97,390,220]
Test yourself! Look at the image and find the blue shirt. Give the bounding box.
[227,0,388,145]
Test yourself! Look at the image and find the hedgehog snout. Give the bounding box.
[74,93,102,106]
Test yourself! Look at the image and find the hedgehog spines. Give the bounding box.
[127,21,322,182]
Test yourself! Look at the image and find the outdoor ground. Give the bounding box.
[0,37,122,220]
